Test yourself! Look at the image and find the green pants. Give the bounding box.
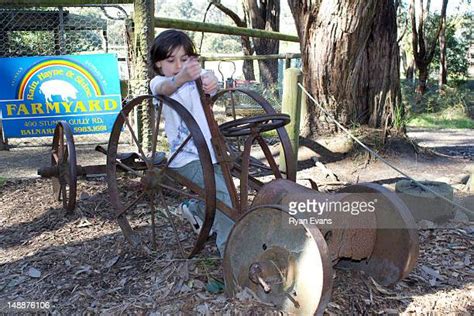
[173,160,234,256]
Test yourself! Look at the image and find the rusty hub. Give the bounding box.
[140,168,165,192]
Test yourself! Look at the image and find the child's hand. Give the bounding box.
[176,57,201,84]
[201,70,218,95]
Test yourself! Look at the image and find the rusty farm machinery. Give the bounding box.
[37,82,419,314]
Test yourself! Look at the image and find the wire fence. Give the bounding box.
[0,2,301,148]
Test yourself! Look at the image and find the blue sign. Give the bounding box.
[0,54,122,138]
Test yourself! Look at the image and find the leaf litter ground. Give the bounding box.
[0,141,473,314]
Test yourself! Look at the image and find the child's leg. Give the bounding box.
[173,160,234,256]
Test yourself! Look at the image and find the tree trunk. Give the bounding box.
[210,1,255,81]
[241,36,256,81]
[288,0,401,137]
[410,0,448,95]
[244,0,280,87]
[406,59,415,82]
[416,64,430,95]
[439,12,447,88]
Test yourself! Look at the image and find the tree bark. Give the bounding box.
[439,11,447,88]
[288,0,402,137]
[243,0,280,87]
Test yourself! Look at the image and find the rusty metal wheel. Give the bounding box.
[211,89,296,182]
[223,205,333,315]
[211,89,296,211]
[106,95,216,258]
[336,183,419,286]
[51,121,77,212]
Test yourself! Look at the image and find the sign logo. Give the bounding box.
[0,54,122,138]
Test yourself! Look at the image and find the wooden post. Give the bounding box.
[279,68,303,174]
[0,121,8,151]
[131,0,155,151]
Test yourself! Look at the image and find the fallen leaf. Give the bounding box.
[77,218,92,228]
[196,303,209,314]
[370,277,394,295]
[104,256,120,269]
[206,278,224,294]
[421,265,445,280]
[75,265,92,276]
[27,267,41,278]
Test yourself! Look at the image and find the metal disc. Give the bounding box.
[336,183,419,285]
[223,206,333,315]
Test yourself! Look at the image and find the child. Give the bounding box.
[149,29,234,257]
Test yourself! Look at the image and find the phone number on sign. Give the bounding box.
[5,301,50,310]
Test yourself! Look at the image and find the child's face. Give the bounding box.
[155,46,189,77]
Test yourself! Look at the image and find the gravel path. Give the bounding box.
[1,127,473,179]
[407,127,474,159]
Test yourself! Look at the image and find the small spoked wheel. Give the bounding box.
[211,89,296,211]
[219,113,290,137]
[211,88,296,183]
[106,95,217,258]
[51,121,77,212]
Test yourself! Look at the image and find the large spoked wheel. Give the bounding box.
[106,95,216,258]
[211,88,296,184]
[51,121,77,212]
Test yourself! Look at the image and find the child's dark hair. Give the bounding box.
[149,29,197,75]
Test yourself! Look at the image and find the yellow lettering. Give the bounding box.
[61,101,73,113]
[18,104,30,115]
[88,99,102,111]
[46,102,60,114]
[104,99,118,111]
[73,101,86,112]
[31,103,44,114]
[6,104,16,116]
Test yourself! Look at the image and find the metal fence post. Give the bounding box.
[279,67,303,174]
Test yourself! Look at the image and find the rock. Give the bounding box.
[435,177,450,184]
[463,165,474,173]
[466,174,474,193]
[453,210,470,223]
[418,219,436,229]
[395,180,454,223]
[458,174,471,185]
[317,134,353,154]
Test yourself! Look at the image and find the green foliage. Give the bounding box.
[398,3,472,83]
[0,177,5,187]
[402,79,474,129]
[407,110,474,129]
[7,8,105,56]
[393,104,407,130]
[431,15,471,79]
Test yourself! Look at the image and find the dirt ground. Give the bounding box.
[0,128,473,314]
